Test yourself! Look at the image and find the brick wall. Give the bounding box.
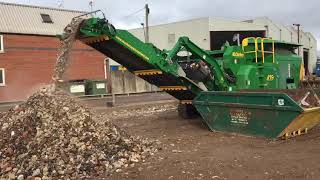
[0,34,106,102]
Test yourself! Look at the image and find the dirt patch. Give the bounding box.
[101,105,320,180]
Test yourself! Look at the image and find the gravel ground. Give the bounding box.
[96,102,320,180]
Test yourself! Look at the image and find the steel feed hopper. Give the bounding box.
[72,13,320,139]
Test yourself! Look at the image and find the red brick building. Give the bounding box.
[0,2,107,102]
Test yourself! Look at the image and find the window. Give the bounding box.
[168,33,176,43]
[40,14,53,23]
[0,68,5,86]
[0,35,3,53]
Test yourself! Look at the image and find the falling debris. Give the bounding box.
[52,18,84,85]
[0,86,158,179]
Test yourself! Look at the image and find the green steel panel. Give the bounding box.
[193,92,303,138]
[85,80,107,95]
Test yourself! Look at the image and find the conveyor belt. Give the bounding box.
[85,39,196,101]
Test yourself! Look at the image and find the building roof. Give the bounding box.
[0,2,86,36]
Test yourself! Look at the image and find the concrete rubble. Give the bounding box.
[0,15,161,180]
[0,86,158,179]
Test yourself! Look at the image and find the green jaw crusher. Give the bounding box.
[74,13,320,139]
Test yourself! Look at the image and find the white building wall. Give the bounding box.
[302,32,318,72]
[209,17,265,31]
[251,17,282,40]
[286,26,298,44]
[129,17,210,50]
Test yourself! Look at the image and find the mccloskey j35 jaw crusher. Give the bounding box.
[70,14,320,139]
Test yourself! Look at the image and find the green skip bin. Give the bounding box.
[193,91,320,139]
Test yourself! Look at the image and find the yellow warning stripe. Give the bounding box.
[134,69,163,76]
[180,100,193,105]
[115,36,150,61]
[160,86,187,91]
[278,107,320,139]
[282,128,308,140]
[81,35,109,44]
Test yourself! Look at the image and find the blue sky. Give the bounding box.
[2,0,320,51]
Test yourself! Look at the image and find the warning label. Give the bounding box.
[229,109,251,126]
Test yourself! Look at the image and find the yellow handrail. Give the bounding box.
[261,38,275,63]
[255,37,262,63]
[242,37,275,64]
[261,39,265,63]
[242,37,259,63]
[272,40,275,63]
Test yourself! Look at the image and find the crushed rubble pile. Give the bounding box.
[0,86,158,179]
